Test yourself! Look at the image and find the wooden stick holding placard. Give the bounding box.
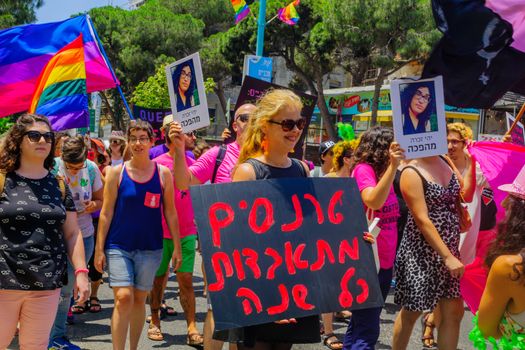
[504,102,525,137]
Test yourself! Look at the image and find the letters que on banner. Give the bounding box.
[190,178,383,330]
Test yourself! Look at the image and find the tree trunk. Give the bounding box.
[214,80,228,124]
[370,67,387,126]
[315,72,337,140]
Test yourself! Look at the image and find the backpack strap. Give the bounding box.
[211,144,228,184]
[0,171,6,195]
[55,175,66,202]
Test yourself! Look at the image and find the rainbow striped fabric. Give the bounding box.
[231,0,250,24]
[278,0,300,25]
[0,15,116,119]
[28,34,88,131]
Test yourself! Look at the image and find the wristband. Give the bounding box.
[74,268,89,276]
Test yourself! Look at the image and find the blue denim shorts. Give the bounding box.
[106,248,162,291]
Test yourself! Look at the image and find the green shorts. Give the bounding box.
[155,235,197,276]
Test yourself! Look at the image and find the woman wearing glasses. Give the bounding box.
[173,61,196,112]
[47,136,104,348]
[401,82,437,135]
[0,114,89,349]
[109,131,127,167]
[94,120,181,350]
[232,89,319,350]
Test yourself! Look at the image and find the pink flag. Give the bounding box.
[468,141,525,220]
[460,141,525,313]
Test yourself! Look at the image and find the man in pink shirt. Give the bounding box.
[170,103,256,350]
[148,120,202,346]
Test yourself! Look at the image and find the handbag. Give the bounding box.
[441,156,472,232]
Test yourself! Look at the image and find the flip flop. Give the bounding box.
[186,332,204,348]
[147,324,164,341]
[323,333,343,350]
[71,303,87,314]
[89,297,102,313]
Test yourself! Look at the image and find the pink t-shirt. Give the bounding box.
[190,142,240,184]
[352,163,400,269]
[153,153,197,239]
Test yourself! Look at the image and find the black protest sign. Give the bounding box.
[132,105,171,145]
[190,177,383,331]
[230,76,317,159]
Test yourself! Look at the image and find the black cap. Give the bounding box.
[319,140,336,156]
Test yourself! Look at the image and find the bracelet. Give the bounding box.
[74,268,89,276]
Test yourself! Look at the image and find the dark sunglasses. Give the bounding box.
[236,114,250,123]
[111,139,123,145]
[25,131,54,143]
[268,118,306,132]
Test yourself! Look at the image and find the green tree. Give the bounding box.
[321,0,440,125]
[0,117,14,135]
[160,0,232,36]
[130,56,173,109]
[260,0,339,139]
[0,0,44,29]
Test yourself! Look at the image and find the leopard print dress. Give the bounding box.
[394,166,461,312]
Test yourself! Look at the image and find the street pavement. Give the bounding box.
[9,253,474,350]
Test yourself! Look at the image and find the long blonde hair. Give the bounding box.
[237,89,303,165]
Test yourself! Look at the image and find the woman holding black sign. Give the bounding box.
[232,89,319,350]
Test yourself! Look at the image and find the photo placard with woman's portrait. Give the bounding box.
[165,52,210,133]
[391,76,447,159]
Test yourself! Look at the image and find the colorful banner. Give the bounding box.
[0,15,117,118]
[190,177,383,330]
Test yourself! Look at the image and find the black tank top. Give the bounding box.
[245,158,307,179]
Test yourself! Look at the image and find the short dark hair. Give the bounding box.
[61,136,88,164]
[127,120,154,140]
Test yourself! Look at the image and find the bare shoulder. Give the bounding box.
[492,254,524,275]
[232,162,256,182]
[105,165,122,184]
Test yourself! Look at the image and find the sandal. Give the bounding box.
[421,312,436,349]
[160,302,177,317]
[71,302,87,314]
[186,332,204,348]
[89,297,102,313]
[147,324,164,341]
[323,333,343,350]
[334,310,352,322]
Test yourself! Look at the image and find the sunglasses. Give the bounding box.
[268,118,306,132]
[111,139,123,145]
[236,114,250,123]
[25,131,54,143]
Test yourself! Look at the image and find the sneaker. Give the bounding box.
[48,337,81,350]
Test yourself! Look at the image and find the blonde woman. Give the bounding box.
[232,89,318,350]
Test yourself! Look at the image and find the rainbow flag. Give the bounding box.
[29,35,88,131]
[231,0,250,24]
[0,15,116,118]
[277,0,300,25]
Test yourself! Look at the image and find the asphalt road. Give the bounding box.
[9,253,474,350]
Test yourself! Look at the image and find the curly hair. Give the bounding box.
[350,126,394,178]
[447,122,473,140]
[0,114,55,173]
[237,89,303,166]
[61,135,88,164]
[485,195,525,283]
[332,140,359,172]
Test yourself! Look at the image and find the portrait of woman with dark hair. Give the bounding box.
[400,82,437,135]
[171,60,198,112]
